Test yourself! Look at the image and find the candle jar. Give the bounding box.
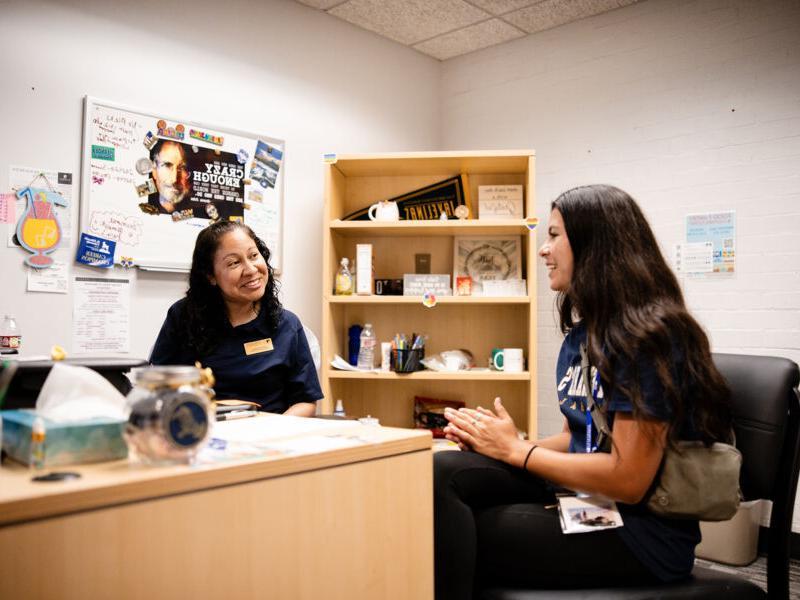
[124,365,214,464]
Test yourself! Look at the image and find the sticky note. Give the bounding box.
[0,193,15,223]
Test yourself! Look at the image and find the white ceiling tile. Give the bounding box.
[329,0,491,45]
[465,0,540,16]
[294,0,346,9]
[505,0,640,34]
[414,18,526,60]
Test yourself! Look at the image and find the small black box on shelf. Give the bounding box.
[375,278,403,295]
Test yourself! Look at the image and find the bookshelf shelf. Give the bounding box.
[327,370,531,381]
[326,295,530,305]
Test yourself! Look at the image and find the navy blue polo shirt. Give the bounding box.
[150,299,323,413]
[556,321,701,583]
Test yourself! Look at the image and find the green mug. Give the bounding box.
[491,347,504,370]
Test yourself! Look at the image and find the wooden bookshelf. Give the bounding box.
[321,151,538,438]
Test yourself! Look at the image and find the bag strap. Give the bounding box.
[580,342,611,449]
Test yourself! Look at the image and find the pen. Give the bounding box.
[216,410,258,421]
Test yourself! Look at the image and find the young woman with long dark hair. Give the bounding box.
[150,220,321,416]
[434,185,732,598]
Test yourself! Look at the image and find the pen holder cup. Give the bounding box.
[391,348,424,373]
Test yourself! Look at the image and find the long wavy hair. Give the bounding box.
[553,184,731,446]
[181,221,282,357]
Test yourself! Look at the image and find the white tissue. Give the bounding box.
[36,363,128,422]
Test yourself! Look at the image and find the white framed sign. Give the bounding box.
[478,185,523,220]
[453,236,522,296]
[403,274,452,296]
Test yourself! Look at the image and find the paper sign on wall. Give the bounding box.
[685,211,736,276]
[27,249,70,293]
[72,276,130,353]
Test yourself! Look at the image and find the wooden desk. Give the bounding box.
[0,417,433,600]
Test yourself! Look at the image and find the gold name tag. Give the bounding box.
[244,338,273,355]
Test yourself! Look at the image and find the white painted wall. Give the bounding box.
[440,0,800,527]
[0,0,439,358]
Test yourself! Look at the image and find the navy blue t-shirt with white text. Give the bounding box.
[556,322,700,583]
[150,299,322,413]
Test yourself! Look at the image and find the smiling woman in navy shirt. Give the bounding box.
[150,221,322,416]
[433,185,733,598]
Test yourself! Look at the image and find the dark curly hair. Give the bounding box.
[552,184,731,447]
[181,220,282,356]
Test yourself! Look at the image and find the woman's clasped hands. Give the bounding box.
[443,397,524,463]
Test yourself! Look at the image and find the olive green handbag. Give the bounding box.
[645,440,741,520]
[580,344,741,521]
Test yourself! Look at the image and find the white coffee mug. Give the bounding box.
[368,201,400,222]
[493,348,524,372]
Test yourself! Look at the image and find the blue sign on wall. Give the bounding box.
[76,233,116,268]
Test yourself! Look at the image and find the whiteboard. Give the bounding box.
[80,97,284,272]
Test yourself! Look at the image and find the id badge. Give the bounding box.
[244,338,273,355]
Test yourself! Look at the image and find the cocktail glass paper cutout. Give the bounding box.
[15,187,67,268]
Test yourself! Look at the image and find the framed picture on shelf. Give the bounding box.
[453,236,522,295]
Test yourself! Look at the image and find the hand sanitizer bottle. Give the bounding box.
[335,258,353,295]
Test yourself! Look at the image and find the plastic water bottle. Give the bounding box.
[357,323,376,370]
[0,315,20,355]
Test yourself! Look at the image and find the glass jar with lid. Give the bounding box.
[124,365,214,464]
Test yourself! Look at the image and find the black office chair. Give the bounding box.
[0,357,147,410]
[479,354,800,600]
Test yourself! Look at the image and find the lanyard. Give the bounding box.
[585,409,595,453]
[584,368,600,454]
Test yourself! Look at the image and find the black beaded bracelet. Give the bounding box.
[522,444,538,471]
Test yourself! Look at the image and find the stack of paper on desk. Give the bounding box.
[196,414,370,464]
[212,414,362,444]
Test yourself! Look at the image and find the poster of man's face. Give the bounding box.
[151,140,190,212]
[146,140,245,221]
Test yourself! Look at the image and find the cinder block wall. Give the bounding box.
[441,0,800,528]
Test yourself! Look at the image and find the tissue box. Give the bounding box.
[0,409,128,467]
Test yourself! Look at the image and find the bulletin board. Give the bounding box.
[79,97,284,272]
